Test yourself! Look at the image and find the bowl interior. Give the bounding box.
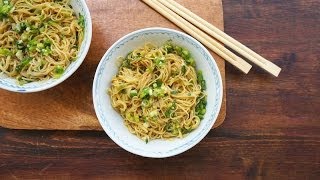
[0,0,92,93]
[93,28,223,158]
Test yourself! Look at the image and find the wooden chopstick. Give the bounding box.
[142,0,252,74]
[158,0,281,77]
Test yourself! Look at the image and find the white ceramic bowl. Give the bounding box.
[93,27,223,158]
[0,0,92,93]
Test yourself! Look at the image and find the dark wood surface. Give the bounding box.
[1,0,319,179]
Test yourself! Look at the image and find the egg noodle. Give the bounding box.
[0,0,84,84]
[109,41,207,143]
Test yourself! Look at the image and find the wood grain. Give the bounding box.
[0,0,319,179]
[0,0,226,130]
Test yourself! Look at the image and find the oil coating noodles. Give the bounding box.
[109,42,207,143]
[0,0,84,84]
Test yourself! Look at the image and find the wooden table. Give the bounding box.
[0,0,319,179]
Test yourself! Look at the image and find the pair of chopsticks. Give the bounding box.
[142,0,281,76]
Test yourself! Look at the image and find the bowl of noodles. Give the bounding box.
[93,27,223,158]
[0,0,92,93]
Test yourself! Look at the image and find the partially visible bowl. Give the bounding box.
[0,0,92,93]
[93,27,223,158]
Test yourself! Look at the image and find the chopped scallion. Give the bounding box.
[149,110,158,118]
[181,49,191,60]
[195,97,207,120]
[53,65,64,78]
[14,22,27,34]
[0,48,11,56]
[15,50,23,60]
[0,3,12,20]
[130,89,138,97]
[174,45,183,55]
[154,56,165,66]
[181,65,186,75]
[16,57,32,72]
[197,70,206,91]
[185,57,195,67]
[140,87,152,99]
[78,14,85,28]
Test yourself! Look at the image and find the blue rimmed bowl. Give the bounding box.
[0,0,92,93]
[93,27,223,158]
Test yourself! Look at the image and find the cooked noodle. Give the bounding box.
[109,41,207,142]
[0,0,84,84]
